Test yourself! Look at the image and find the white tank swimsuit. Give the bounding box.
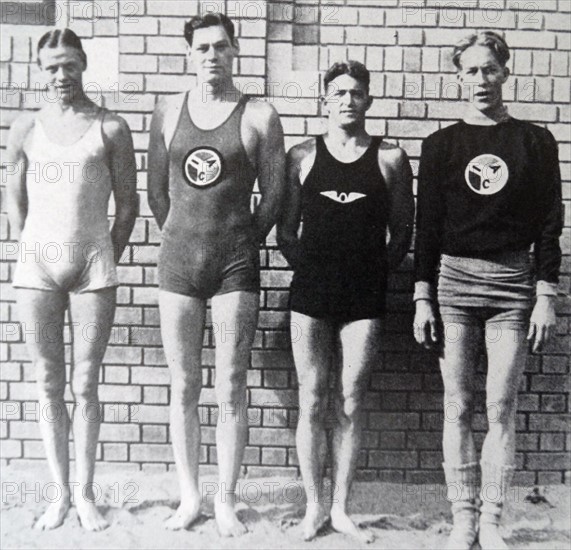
[13,109,118,293]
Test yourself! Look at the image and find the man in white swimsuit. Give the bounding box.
[6,28,138,531]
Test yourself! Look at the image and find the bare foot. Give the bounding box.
[33,499,71,530]
[299,504,328,541]
[214,501,247,537]
[76,501,109,532]
[331,506,374,544]
[164,499,201,531]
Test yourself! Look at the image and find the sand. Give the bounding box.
[1,463,569,549]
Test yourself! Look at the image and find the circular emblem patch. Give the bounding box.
[464,154,509,195]
[183,147,223,188]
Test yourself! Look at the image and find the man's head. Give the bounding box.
[453,31,510,113]
[184,13,238,86]
[37,28,87,102]
[322,61,373,128]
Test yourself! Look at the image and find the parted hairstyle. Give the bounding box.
[37,28,87,66]
[184,12,235,47]
[452,31,510,69]
[323,61,370,94]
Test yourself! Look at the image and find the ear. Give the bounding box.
[365,95,373,111]
[500,65,510,83]
[232,38,240,54]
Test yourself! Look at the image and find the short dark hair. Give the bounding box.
[452,31,510,69]
[37,28,87,66]
[184,13,235,47]
[323,61,370,94]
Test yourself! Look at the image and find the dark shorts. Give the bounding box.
[158,233,260,299]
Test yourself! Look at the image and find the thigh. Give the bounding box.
[159,289,206,378]
[338,318,382,394]
[68,288,116,367]
[16,288,67,365]
[211,290,259,371]
[439,308,484,398]
[484,310,528,404]
[290,311,335,394]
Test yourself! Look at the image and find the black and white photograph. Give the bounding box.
[0,0,569,548]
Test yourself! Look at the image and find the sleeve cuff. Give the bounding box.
[414,281,434,302]
[536,280,558,297]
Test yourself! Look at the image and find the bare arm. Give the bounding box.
[5,114,34,241]
[384,147,415,270]
[276,146,303,270]
[147,98,170,230]
[252,102,286,243]
[104,114,138,264]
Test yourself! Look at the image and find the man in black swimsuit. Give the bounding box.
[278,61,414,542]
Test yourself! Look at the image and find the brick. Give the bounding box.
[120,16,158,36]
[529,414,570,431]
[249,427,295,446]
[261,447,287,465]
[531,375,570,392]
[526,453,571,470]
[369,451,417,468]
[103,346,142,365]
[545,13,571,31]
[104,443,128,461]
[398,29,423,46]
[540,433,565,451]
[144,386,169,404]
[425,28,473,46]
[142,425,167,443]
[358,8,384,25]
[346,28,396,45]
[552,51,569,76]
[130,443,173,462]
[131,366,170,385]
[514,50,532,76]
[369,413,420,430]
[120,54,158,73]
[508,31,556,49]
[146,0,198,16]
[465,7,516,28]
[105,366,129,384]
[132,405,169,424]
[541,394,567,412]
[99,423,139,442]
[0,439,21,458]
[388,120,439,138]
[542,356,569,374]
[508,103,558,122]
[115,307,143,325]
[379,431,405,449]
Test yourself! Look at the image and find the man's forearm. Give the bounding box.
[111,206,137,263]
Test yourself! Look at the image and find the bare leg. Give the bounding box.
[159,290,206,530]
[68,288,116,531]
[440,319,483,550]
[211,291,259,537]
[291,312,335,541]
[330,318,379,544]
[479,324,527,550]
[17,289,71,530]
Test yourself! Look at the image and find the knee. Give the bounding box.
[337,394,362,424]
[35,361,65,401]
[486,396,517,426]
[70,364,99,402]
[171,373,202,406]
[444,392,474,426]
[215,369,247,404]
[299,388,327,424]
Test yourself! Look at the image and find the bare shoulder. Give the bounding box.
[288,137,316,165]
[9,111,36,146]
[377,140,408,167]
[243,97,281,135]
[102,110,132,142]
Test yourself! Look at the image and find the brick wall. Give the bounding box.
[0,0,569,484]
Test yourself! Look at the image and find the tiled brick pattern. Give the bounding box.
[1,0,569,483]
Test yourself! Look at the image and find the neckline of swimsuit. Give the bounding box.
[36,109,102,149]
[185,91,245,133]
[318,134,380,166]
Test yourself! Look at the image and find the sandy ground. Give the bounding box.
[1,464,570,549]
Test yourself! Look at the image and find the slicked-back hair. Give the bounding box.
[37,28,87,66]
[184,13,235,47]
[452,31,510,69]
[323,61,370,94]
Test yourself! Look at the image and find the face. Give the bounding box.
[457,45,509,113]
[189,25,237,85]
[38,45,86,103]
[322,74,372,128]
